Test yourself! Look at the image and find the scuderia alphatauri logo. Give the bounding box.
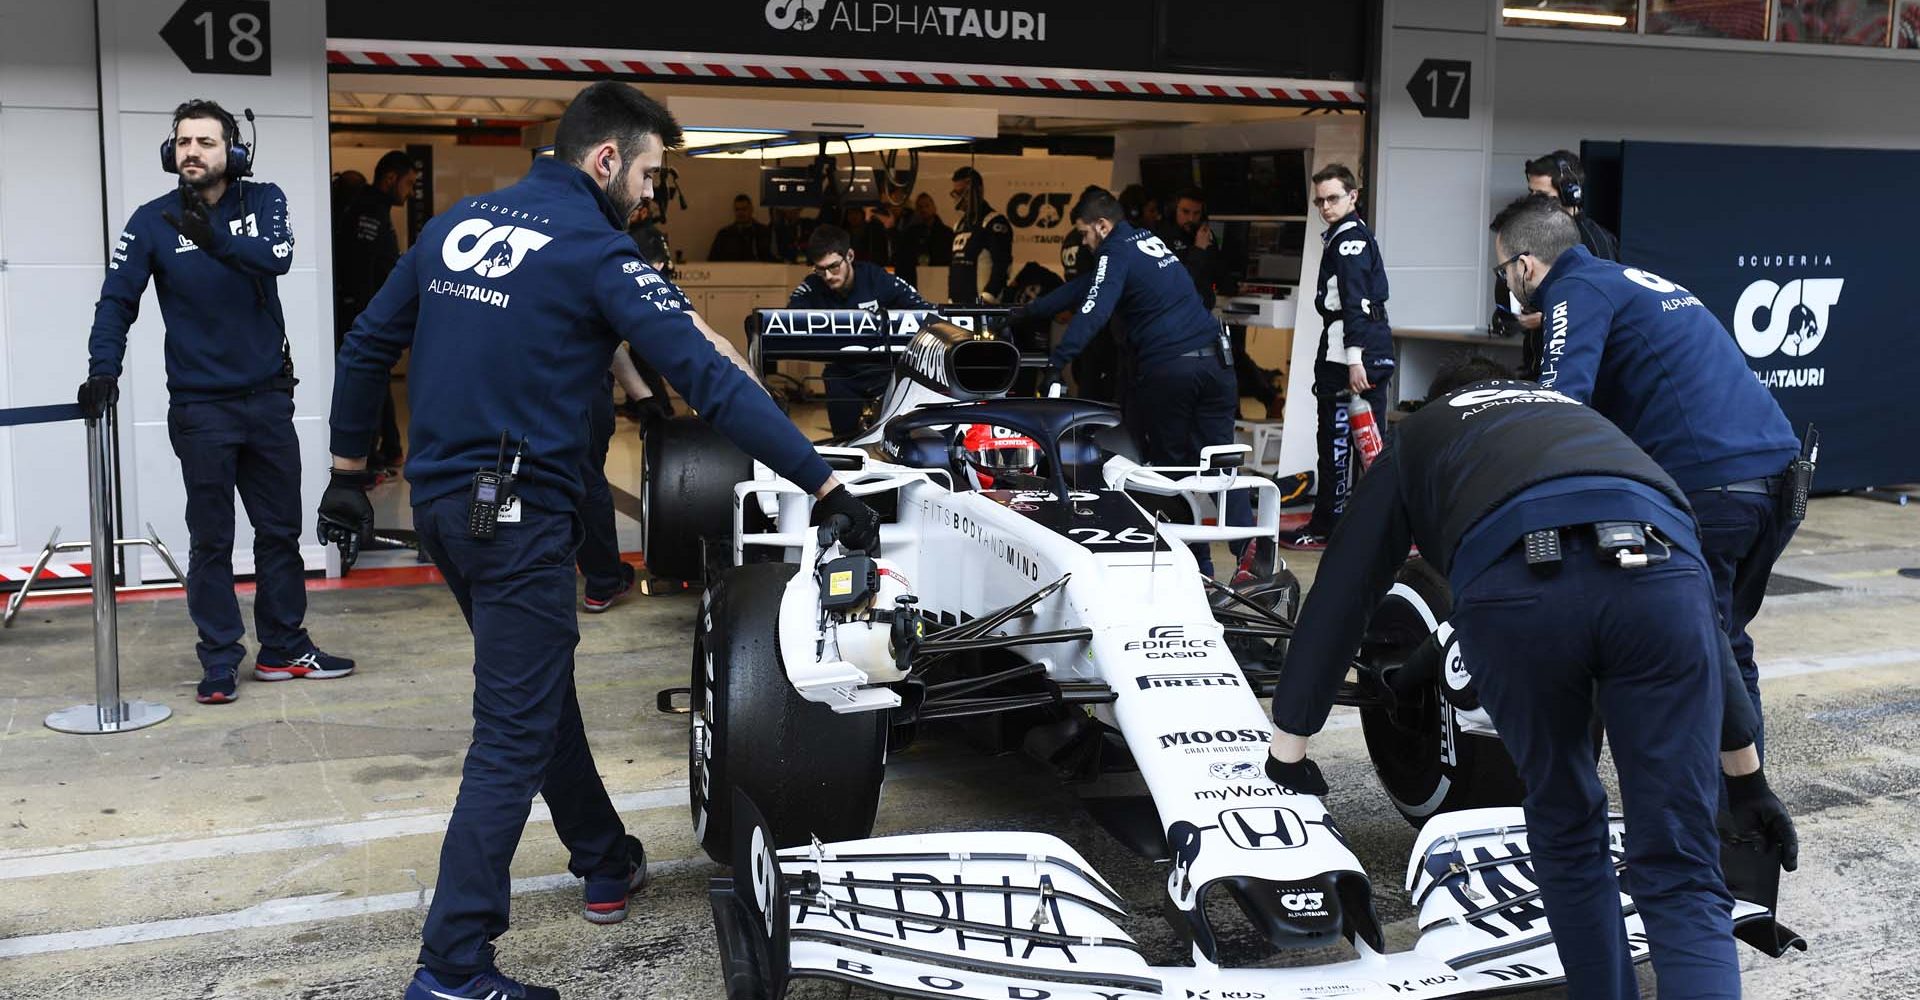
[1733,253,1842,389]
[431,211,553,310]
[766,0,1048,39]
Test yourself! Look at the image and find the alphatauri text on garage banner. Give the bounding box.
[1618,140,1920,490]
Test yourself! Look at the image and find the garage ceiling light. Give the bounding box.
[1501,7,1630,26]
[681,127,792,149]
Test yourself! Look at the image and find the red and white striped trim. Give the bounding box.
[0,561,91,584]
[326,40,1364,106]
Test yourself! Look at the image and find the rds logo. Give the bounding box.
[1734,278,1843,359]
[1006,192,1071,228]
[441,219,552,280]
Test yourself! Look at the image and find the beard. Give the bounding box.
[603,164,644,228]
[180,162,223,190]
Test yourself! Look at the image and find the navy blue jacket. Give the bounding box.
[947,205,1013,304]
[1049,222,1218,370]
[1313,213,1393,370]
[332,158,831,512]
[90,181,294,401]
[1533,246,1799,492]
[786,261,930,311]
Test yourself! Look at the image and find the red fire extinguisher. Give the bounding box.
[1349,393,1384,471]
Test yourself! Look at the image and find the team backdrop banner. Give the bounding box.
[1617,140,1920,490]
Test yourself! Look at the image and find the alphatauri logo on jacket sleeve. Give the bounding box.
[441,219,552,279]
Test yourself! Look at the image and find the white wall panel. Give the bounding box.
[0,0,98,109]
[0,108,108,265]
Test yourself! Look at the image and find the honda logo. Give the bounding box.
[1218,807,1307,850]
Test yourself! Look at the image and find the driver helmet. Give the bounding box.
[961,423,1040,489]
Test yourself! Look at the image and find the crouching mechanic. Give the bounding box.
[787,223,932,437]
[320,81,879,1000]
[1266,358,1797,1000]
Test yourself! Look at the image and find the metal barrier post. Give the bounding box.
[44,406,171,735]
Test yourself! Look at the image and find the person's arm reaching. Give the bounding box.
[1270,447,1414,743]
[203,182,295,278]
[330,246,422,464]
[1048,250,1127,369]
[1024,271,1092,323]
[881,272,932,310]
[598,245,833,495]
[1535,276,1612,403]
[689,310,762,386]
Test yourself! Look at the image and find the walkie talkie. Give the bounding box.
[1784,425,1818,522]
[468,432,514,540]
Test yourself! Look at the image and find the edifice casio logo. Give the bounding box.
[766,1,1048,40]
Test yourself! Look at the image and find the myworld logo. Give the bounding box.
[767,1,1049,40]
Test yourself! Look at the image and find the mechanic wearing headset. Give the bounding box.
[947,166,1014,305]
[1284,164,1394,551]
[82,98,355,706]
[320,82,879,1000]
[1268,357,1797,1000]
[1493,194,1803,754]
[1503,151,1622,368]
[788,223,933,438]
[1038,189,1252,578]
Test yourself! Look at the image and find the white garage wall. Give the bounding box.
[0,1,102,561]
[1492,36,1920,210]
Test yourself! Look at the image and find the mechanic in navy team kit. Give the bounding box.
[787,223,932,437]
[334,149,417,473]
[1286,164,1394,550]
[1492,194,1804,749]
[320,82,879,1000]
[82,99,355,706]
[1041,189,1251,577]
[946,166,1014,304]
[1267,358,1798,1000]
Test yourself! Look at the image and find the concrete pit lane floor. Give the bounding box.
[0,491,1916,999]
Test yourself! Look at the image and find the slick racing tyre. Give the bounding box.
[642,416,752,582]
[689,563,888,863]
[1357,559,1527,828]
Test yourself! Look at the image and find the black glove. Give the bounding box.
[1265,754,1329,796]
[632,394,673,432]
[1040,366,1066,398]
[1721,769,1798,873]
[317,468,377,569]
[811,484,881,554]
[161,191,217,252]
[1005,304,1032,329]
[76,375,119,418]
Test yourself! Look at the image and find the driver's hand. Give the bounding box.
[1518,310,1543,331]
[1347,363,1372,394]
[1193,223,1214,249]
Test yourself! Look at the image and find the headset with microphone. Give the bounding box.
[1550,151,1583,209]
[160,100,255,179]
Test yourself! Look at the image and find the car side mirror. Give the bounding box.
[1200,443,1249,471]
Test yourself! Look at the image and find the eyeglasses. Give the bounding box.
[810,256,848,275]
[1311,192,1352,208]
[1491,251,1529,281]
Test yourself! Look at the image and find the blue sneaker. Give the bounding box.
[404,967,558,1000]
[582,834,649,924]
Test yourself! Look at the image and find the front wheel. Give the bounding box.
[642,416,752,582]
[689,563,888,863]
[1356,560,1527,827]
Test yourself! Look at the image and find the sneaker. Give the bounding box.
[196,669,238,705]
[403,967,558,1000]
[254,649,356,682]
[582,834,650,924]
[1279,529,1329,552]
[582,563,637,614]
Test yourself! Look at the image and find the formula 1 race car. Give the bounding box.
[648,314,1800,999]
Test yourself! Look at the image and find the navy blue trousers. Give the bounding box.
[576,385,626,599]
[1456,535,1736,1000]
[165,390,313,673]
[1305,360,1391,536]
[823,360,893,438]
[1132,353,1252,577]
[1687,487,1796,756]
[413,495,629,977]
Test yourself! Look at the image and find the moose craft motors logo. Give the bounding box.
[1733,253,1841,390]
[765,0,1048,39]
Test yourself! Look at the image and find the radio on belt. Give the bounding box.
[468,432,523,541]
